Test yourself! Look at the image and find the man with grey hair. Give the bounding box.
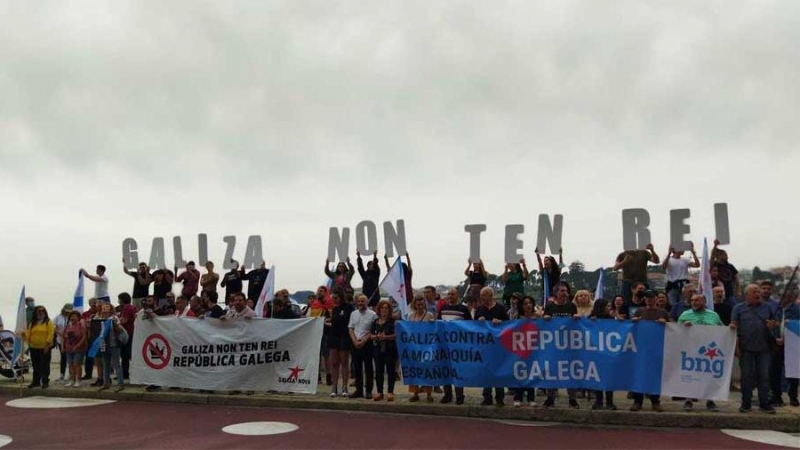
[475,287,509,406]
[730,284,779,414]
[348,294,377,399]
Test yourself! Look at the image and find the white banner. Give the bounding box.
[660,323,737,401]
[131,313,323,393]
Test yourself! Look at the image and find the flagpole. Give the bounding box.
[779,264,799,308]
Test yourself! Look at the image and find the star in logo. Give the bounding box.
[704,347,719,360]
[287,365,305,380]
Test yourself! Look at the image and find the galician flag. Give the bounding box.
[73,270,85,313]
[542,271,551,305]
[380,257,408,318]
[699,238,714,310]
[255,265,276,318]
[12,286,27,365]
[594,268,605,301]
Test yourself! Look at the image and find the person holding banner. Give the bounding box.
[23,306,55,389]
[589,299,617,410]
[630,290,669,412]
[371,299,398,401]
[730,284,778,414]
[770,299,800,407]
[327,292,354,397]
[670,283,697,322]
[438,287,472,405]
[475,287,509,406]
[224,293,255,320]
[407,294,436,402]
[678,294,724,411]
[348,294,377,399]
[513,296,539,408]
[573,290,594,317]
[542,282,580,409]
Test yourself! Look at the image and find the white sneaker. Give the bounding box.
[529,401,537,407]
[340,390,348,398]
[56,375,64,381]
[513,401,521,407]
[72,381,81,388]
[330,391,338,398]
[64,380,73,387]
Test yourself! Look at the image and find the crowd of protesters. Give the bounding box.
[13,241,800,415]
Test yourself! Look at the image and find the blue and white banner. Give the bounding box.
[786,320,800,379]
[397,318,736,401]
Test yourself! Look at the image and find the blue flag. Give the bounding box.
[88,319,113,358]
[542,271,550,305]
[73,270,85,313]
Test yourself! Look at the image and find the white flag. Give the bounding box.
[13,285,27,364]
[379,257,408,318]
[594,268,605,301]
[786,320,800,379]
[73,270,85,313]
[255,265,275,318]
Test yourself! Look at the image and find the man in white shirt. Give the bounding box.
[82,265,110,303]
[224,293,255,320]
[662,243,699,309]
[348,294,377,399]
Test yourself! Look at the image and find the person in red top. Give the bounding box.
[80,298,99,380]
[175,261,201,297]
[116,293,137,381]
[62,311,88,388]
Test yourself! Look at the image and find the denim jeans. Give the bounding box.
[740,351,771,408]
[100,347,124,387]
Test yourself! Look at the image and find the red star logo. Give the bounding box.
[705,348,719,360]
[288,365,305,380]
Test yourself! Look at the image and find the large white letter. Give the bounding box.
[669,209,691,252]
[505,224,524,263]
[242,235,263,269]
[383,219,407,258]
[198,233,209,266]
[536,214,563,254]
[122,238,139,270]
[173,236,187,268]
[714,203,730,245]
[355,221,378,255]
[328,227,350,262]
[622,209,651,250]
[222,236,236,269]
[148,237,166,269]
[464,224,486,263]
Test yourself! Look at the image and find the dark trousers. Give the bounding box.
[443,385,465,401]
[632,392,660,405]
[769,348,799,401]
[58,344,67,376]
[513,388,535,402]
[120,339,133,379]
[374,351,397,394]
[84,355,94,378]
[30,348,51,386]
[483,387,504,402]
[595,390,614,405]
[351,342,374,396]
[740,351,771,408]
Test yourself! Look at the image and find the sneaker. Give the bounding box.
[739,405,751,413]
[91,379,103,387]
[706,401,718,412]
[528,401,538,407]
[759,406,776,414]
[440,396,453,404]
[543,398,555,408]
[629,402,642,412]
[568,399,580,409]
[790,398,799,407]
[330,390,338,398]
[683,400,693,411]
[340,390,349,398]
[652,403,664,412]
[434,386,443,394]
[64,380,73,387]
[606,403,617,411]
[72,381,81,388]
[513,401,522,408]
[591,402,603,410]
[480,398,492,406]
[456,397,465,405]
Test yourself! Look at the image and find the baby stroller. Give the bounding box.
[0,330,30,380]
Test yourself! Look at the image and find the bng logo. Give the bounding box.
[681,342,725,379]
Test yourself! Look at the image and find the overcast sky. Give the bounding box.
[2,1,799,326]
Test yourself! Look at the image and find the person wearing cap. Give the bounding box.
[678,293,724,411]
[54,303,73,382]
[630,290,669,412]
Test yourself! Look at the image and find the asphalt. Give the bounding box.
[1,376,798,433]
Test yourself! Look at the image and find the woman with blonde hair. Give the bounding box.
[572,290,594,317]
[23,306,55,389]
[406,294,435,402]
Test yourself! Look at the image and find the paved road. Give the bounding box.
[0,395,792,449]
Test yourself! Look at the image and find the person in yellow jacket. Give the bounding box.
[23,305,55,388]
